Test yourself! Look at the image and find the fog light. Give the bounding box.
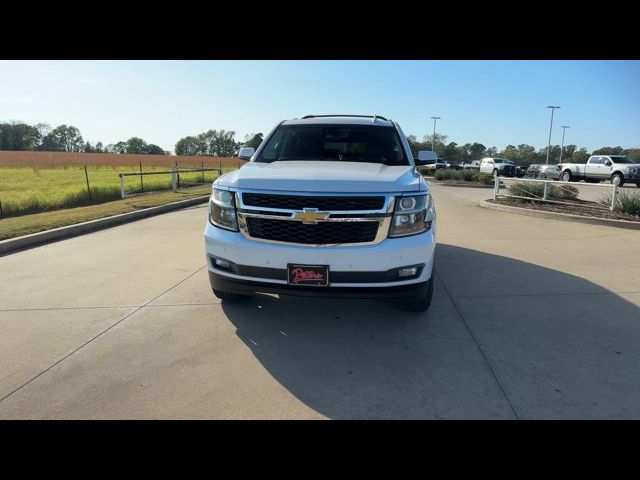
[398,267,418,277]
[214,258,231,269]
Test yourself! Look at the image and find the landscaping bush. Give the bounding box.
[508,182,579,201]
[471,172,494,185]
[600,190,640,216]
[435,169,462,181]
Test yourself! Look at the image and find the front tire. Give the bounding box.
[611,173,624,187]
[561,171,572,182]
[213,289,251,302]
[404,276,434,313]
[636,182,640,188]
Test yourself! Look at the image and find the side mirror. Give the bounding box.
[238,147,255,161]
[605,160,612,166]
[415,150,437,165]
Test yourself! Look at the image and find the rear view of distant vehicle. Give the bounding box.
[479,157,516,177]
[537,164,561,180]
[526,164,541,178]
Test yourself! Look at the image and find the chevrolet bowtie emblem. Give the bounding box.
[293,208,330,224]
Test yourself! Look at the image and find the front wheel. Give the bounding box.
[611,173,624,187]
[540,173,547,179]
[403,276,434,313]
[561,171,572,182]
[636,182,640,188]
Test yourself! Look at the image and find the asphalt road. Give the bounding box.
[1,183,639,419]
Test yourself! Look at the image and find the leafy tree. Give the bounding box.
[145,144,165,155]
[468,142,486,159]
[126,137,148,154]
[95,141,103,153]
[41,124,84,152]
[175,136,201,156]
[0,122,40,150]
[623,148,640,163]
[593,146,624,155]
[572,148,590,164]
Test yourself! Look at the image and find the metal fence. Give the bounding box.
[493,173,619,211]
[118,166,221,199]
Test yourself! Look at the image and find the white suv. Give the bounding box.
[204,115,437,312]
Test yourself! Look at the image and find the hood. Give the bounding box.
[215,161,425,193]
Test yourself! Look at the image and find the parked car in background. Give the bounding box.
[537,164,561,180]
[501,160,525,177]
[417,150,437,173]
[558,155,640,187]
[479,157,517,177]
[435,158,448,169]
[462,160,481,170]
[526,164,541,178]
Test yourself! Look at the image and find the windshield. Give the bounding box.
[255,124,409,166]
[610,156,635,164]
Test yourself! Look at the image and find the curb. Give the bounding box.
[0,195,210,256]
[478,199,640,230]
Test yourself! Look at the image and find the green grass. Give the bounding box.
[0,188,213,240]
[0,165,234,217]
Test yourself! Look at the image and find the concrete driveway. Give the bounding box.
[0,183,639,419]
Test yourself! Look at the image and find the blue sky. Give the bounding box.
[1,60,638,153]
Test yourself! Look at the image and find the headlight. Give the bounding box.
[388,194,433,238]
[209,188,238,231]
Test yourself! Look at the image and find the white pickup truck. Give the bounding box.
[204,115,438,312]
[558,155,640,187]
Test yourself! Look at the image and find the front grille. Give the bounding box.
[242,193,385,211]
[503,165,516,176]
[246,218,379,244]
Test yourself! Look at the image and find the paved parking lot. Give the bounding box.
[1,183,639,419]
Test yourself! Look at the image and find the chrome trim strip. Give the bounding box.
[235,191,395,247]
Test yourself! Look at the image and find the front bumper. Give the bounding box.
[209,271,432,299]
[204,219,436,295]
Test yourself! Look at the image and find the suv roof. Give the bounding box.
[283,115,394,127]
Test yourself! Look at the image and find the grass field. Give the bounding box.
[0,152,243,218]
[0,188,212,240]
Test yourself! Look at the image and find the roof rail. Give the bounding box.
[301,114,389,121]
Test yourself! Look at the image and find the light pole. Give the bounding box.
[559,125,570,163]
[545,105,560,166]
[431,116,441,155]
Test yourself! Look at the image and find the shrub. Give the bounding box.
[435,169,464,181]
[601,190,640,216]
[508,182,579,201]
[471,172,494,185]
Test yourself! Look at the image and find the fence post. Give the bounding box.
[171,166,177,192]
[84,163,92,201]
[610,184,618,211]
[201,159,205,183]
[0,198,3,219]
[493,171,499,201]
[139,160,144,193]
[120,174,126,199]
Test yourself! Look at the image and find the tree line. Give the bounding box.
[407,133,640,166]
[2,120,638,164]
[0,121,167,155]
